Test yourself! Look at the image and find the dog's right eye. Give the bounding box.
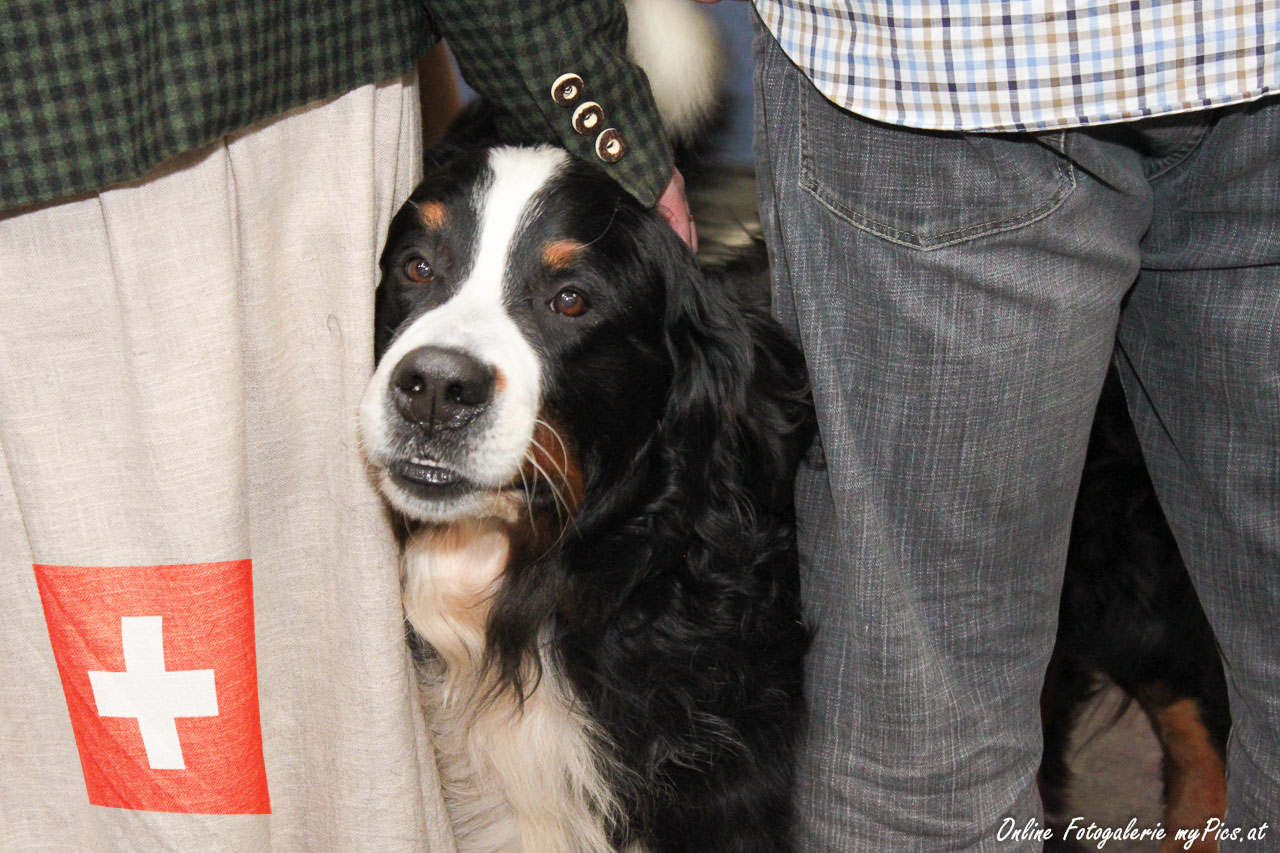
[552,288,588,317]
[404,257,435,284]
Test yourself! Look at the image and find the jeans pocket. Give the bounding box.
[799,87,1076,250]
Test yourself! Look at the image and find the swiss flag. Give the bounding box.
[34,560,271,814]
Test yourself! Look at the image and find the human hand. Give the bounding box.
[656,168,698,253]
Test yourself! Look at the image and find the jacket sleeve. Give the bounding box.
[425,0,675,207]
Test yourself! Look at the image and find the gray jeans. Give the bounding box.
[753,17,1280,851]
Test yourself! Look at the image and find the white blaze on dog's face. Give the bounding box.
[360,147,569,523]
[361,144,676,527]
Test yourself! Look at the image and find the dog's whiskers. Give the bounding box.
[533,419,571,471]
[532,423,585,551]
[516,463,537,531]
[523,451,570,524]
[526,432,580,537]
[527,433,569,485]
[579,198,620,250]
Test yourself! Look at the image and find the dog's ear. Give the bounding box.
[423,102,498,170]
[653,225,814,519]
[373,274,399,365]
[734,303,816,508]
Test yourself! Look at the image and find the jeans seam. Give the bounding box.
[1144,122,1213,182]
[802,165,1077,250]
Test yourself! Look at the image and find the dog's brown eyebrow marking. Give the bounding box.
[418,201,447,229]
[541,239,585,271]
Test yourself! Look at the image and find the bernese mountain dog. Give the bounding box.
[358,144,814,852]
[1042,364,1230,849]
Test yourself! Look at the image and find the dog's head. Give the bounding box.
[360,145,811,539]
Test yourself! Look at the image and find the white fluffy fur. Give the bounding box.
[358,147,570,524]
[403,522,626,853]
[623,0,724,140]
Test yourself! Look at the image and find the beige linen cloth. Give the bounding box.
[0,76,454,851]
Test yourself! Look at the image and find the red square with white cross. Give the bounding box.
[34,560,270,814]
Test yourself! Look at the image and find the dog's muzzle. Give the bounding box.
[360,302,541,522]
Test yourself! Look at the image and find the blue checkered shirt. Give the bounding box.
[756,0,1279,130]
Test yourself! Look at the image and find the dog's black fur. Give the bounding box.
[373,140,814,850]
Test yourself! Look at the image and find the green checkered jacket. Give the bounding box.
[0,0,672,211]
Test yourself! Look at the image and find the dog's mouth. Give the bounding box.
[370,409,575,523]
[378,449,542,525]
[389,456,473,495]
[386,453,530,498]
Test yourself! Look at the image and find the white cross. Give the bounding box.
[88,616,218,770]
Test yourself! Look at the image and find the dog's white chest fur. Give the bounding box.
[403,522,624,853]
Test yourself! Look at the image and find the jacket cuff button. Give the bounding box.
[595,128,627,163]
[572,102,604,135]
[551,73,584,106]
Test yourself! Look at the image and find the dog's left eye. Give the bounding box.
[404,257,435,284]
[551,288,588,317]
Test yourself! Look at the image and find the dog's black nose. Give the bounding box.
[391,346,495,430]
